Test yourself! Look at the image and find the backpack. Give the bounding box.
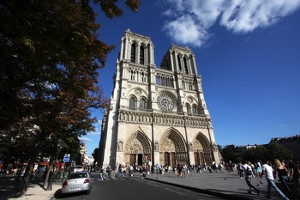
[247,166,252,176]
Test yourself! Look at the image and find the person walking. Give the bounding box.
[99,167,104,181]
[243,161,260,195]
[274,159,292,197]
[262,160,289,200]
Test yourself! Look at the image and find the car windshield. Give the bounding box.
[68,173,87,179]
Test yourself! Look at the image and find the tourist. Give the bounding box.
[274,159,291,197]
[288,157,300,198]
[243,161,260,195]
[99,167,104,181]
[262,160,289,200]
[255,161,262,177]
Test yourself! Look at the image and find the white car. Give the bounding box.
[73,165,84,172]
[61,171,91,195]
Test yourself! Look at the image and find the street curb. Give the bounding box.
[145,177,253,200]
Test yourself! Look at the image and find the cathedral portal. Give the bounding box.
[124,131,151,166]
[159,128,188,166]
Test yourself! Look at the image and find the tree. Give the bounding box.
[266,142,292,162]
[92,148,99,164]
[92,148,99,171]
[0,0,140,184]
[220,145,244,163]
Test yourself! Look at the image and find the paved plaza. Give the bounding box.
[1,170,297,200]
[145,170,277,200]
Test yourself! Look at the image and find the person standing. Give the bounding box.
[274,159,291,197]
[256,161,262,177]
[288,157,300,198]
[99,167,104,181]
[262,160,289,200]
[243,161,260,195]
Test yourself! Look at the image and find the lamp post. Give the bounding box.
[56,139,64,162]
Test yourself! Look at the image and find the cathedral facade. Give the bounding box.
[98,30,221,168]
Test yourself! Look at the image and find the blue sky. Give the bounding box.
[80,0,300,156]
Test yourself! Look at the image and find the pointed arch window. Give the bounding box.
[182,80,185,89]
[129,97,136,110]
[139,98,147,110]
[131,43,136,63]
[186,103,191,114]
[192,104,198,114]
[140,45,144,65]
[184,57,189,74]
[177,55,182,71]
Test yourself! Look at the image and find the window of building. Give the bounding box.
[141,72,147,82]
[177,55,182,71]
[139,98,147,110]
[192,104,198,114]
[186,103,191,114]
[130,70,135,81]
[129,97,136,110]
[184,57,188,74]
[140,46,144,65]
[131,43,136,63]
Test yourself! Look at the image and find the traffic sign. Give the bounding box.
[63,154,70,162]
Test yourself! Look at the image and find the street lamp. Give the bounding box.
[56,139,64,162]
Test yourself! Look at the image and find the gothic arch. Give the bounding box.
[138,96,148,110]
[128,95,137,110]
[127,87,148,98]
[159,127,188,166]
[124,131,151,166]
[192,132,212,166]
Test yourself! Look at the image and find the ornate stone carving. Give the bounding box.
[117,141,123,151]
[135,89,141,95]
[157,94,174,111]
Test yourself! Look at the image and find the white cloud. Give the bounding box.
[162,0,300,47]
[276,124,287,128]
[163,15,209,47]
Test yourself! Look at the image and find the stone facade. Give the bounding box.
[98,29,221,169]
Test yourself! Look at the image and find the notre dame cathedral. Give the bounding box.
[98,29,221,169]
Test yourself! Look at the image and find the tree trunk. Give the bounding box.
[43,161,53,190]
[23,130,47,183]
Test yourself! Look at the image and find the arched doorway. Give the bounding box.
[160,128,187,167]
[124,131,151,166]
[193,133,211,166]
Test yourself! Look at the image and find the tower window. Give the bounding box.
[184,57,188,74]
[186,103,191,114]
[131,43,136,63]
[129,97,136,110]
[139,98,147,110]
[177,55,182,71]
[140,46,144,65]
[192,104,198,114]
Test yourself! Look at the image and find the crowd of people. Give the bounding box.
[97,158,299,199]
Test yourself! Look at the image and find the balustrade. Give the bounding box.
[118,109,210,127]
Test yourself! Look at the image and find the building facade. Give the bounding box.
[98,30,221,169]
[270,135,300,161]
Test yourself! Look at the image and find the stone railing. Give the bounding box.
[118,109,210,128]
